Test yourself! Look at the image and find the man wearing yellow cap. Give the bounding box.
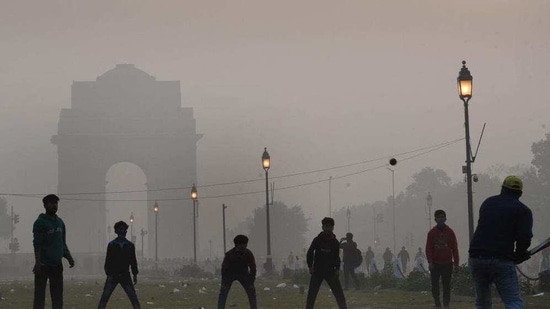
[469,175,533,309]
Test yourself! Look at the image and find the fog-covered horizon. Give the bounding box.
[1,1,549,261]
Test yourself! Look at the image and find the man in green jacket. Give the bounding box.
[33,194,75,309]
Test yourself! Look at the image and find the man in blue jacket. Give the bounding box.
[33,194,75,309]
[469,175,533,309]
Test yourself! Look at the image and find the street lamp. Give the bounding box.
[262,147,273,273]
[191,184,198,263]
[457,60,475,242]
[222,204,227,254]
[153,201,159,263]
[426,192,433,230]
[129,212,134,242]
[387,167,396,253]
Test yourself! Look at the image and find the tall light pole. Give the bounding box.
[129,212,134,242]
[387,167,396,253]
[191,184,198,263]
[222,204,227,254]
[426,192,433,230]
[153,201,159,263]
[262,147,273,273]
[457,60,475,242]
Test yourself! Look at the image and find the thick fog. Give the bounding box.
[1,1,549,266]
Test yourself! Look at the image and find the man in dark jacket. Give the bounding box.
[217,234,257,309]
[33,194,75,309]
[98,221,141,309]
[340,232,360,290]
[306,217,347,309]
[469,175,533,309]
[426,210,459,309]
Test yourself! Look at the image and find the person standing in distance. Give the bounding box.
[426,209,459,309]
[33,194,75,309]
[97,221,141,309]
[469,175,533,309]
[305,217,347,309]
[339,232,360,290]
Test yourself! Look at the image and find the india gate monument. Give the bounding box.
[52,64,200,259]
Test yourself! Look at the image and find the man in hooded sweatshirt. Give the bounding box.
[32,194,75,309]
[305,217,347,309]
[426,209,459,309]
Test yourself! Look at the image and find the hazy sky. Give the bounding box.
[1,1,549,256]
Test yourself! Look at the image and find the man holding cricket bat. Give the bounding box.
[469,175,533,309]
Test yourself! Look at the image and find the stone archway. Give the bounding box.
[52,64,201,258]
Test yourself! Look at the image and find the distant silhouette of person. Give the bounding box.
[339,232,360,290]
[541,247,550,272]
[33,194,75,309]
[306,217,347,309]
[426,210,459,309]
[365,246,375,275]
[415,247,426,260]
[98,221,141,309]
[217,235,257,309]
[288,251,295,270]
[397,246,410,273]
[383,248,393,271]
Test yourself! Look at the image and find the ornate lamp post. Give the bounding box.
[153,201,159,263]
[262,147,273,273]
[457,60,475,242]
[191,184,198,263]
[129,212,134,242]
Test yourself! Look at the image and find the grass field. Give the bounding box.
[0,277,547,308]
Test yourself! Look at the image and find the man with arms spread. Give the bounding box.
[469,175,533,309]
[33,194,75,309]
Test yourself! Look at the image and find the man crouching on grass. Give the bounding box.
[217,234,257,309]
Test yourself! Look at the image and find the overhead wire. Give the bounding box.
[0,137,462,202]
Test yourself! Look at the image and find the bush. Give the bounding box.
[174,264,213,279]
[398,270,431,291]
[360,268,398,289]
[451,264,474,296]
[140,267,170,279]
[292,269,310,285]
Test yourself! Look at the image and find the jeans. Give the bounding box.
[34,264,64,309]
[97,273,141,309]
[343,263,359,289]
[430,263,453,308]
[469,257,524,309]
[217,274,257,309]
[306,271,347,309]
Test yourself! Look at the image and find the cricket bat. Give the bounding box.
[528,237,550,256]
